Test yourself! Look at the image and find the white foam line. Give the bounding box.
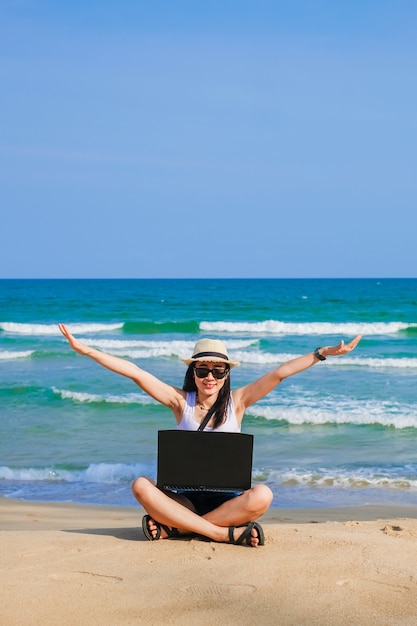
[200,320,414,335]
[0,350,34,360]
[0,322,123,335]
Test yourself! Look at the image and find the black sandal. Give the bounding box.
[228,522,265,547]
[142,514,180,541]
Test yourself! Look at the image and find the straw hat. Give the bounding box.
[182,338,240,368]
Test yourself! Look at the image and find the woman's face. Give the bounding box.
[193,361,229,397]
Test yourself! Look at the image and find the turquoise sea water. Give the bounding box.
[1,278,417,509]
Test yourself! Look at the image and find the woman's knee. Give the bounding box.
[131,476,155,498]
[247,484,273,514]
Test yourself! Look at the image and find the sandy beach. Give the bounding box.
[2,497,417,625]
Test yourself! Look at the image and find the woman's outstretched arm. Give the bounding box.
[58,324,184,411]
[233,334,362,414]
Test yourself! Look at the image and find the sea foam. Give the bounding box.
[0,462,152,484]
[263,467,417,491]
[0,322,124,335]
[79,338,257,360]
[52,387,157,405]
[200,320,415,336]
[249,397,417,429]
[0,350,34,360]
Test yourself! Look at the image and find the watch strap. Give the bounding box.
[314,347,326,361]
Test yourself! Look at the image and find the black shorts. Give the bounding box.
[174,491,240,516]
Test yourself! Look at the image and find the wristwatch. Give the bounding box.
[313,347,326,361]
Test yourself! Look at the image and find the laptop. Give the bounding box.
[157,430,253,495]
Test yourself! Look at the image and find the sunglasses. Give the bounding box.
[194,366,229,379]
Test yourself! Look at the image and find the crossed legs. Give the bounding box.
[132,476,273,547]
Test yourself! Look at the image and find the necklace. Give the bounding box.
[196,396,211,412]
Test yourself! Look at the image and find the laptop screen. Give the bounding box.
[157,430,253,494]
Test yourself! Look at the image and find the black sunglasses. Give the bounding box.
[194,366,229,379]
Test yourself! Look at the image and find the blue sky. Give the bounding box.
[1,1,416,278]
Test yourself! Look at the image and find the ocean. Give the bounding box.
[1,278,416,509]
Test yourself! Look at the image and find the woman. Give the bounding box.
[58,324,361,547]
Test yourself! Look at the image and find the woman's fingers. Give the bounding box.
[58,323,68,337]
[327,334,362,356]
[349,333,363,349]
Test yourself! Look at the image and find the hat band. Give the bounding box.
[192,351,229,361]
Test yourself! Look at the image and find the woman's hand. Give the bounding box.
[58,323,91,356]
[321,334,362,358]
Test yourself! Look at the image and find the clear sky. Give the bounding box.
[1,1,416,278]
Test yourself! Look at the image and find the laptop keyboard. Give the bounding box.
[163,485,240,493]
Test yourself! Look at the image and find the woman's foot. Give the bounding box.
[227,522,265,547]
[142,515,180,541]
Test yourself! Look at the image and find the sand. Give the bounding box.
[1,496,417,625]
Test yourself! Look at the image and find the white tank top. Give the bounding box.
[177,391,241,433]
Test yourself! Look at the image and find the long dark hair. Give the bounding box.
[182,364,231,429]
